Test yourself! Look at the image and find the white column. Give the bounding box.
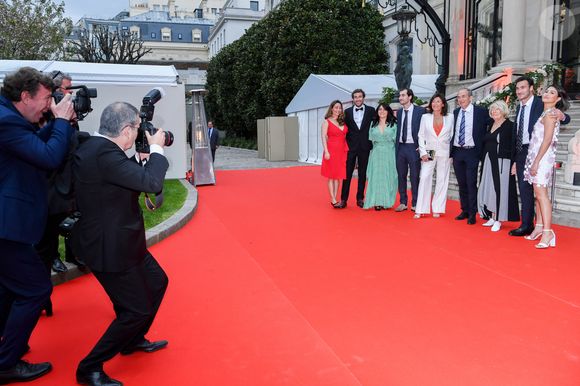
[498,0,526,66]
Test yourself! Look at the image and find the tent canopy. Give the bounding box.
[286,74,439,114]
[0,60,179,85]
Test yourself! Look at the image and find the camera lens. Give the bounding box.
[164,131,174,147]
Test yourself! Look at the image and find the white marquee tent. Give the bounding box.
[285,74,438,164]
[0,60,186,179]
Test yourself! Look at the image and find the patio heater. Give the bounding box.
[189,89,215,186]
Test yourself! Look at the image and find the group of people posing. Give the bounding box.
[320,77,570,249]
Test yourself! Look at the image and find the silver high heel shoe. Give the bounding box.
[535,229,556,249]
[524,224,543,240]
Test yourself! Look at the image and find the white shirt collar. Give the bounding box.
[520,96,534,108]
[93,131,124,151]
[461,104,473,113]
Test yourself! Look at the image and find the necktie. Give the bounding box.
[458,110,466,146]
[355,107,363,112]
[516,104,525,153]
[402,109,409,143]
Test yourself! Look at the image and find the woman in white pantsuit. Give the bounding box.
[414,93,454,218]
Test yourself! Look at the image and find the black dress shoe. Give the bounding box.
[467,215,476,225]
[356,200,364,208]
[336,201,347,209]
[120,339,168,355]
[455,212,469,220]
[0,360,52,384]
[51,258,68,273]
[76,370,122,386]
[44,299,53,317]
[509,226,534,236]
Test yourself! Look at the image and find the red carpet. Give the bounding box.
[28,166,580,385]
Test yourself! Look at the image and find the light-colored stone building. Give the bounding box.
[130,0,226,21]
[208,0,267,58]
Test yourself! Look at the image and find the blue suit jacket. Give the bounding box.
[396,105,426,154]
[512,96,571,156]
[450,104,491,158]
[0,95,72,244]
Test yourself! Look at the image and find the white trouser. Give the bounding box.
[415,155,451,214]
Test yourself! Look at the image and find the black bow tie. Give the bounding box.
[355,107,363,112]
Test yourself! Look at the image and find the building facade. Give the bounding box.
[208,0,266,58]
[130,0,226,21]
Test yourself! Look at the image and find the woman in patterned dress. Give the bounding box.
[321,100,348,208]
[523,85,570,248]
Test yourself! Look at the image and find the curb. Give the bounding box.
[51,180,198,286]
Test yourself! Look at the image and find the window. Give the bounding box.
[194,8,203,18]
[192,29,202,42]
[161,27,171,41]
[211,8,217,15]
[130,25,140,38]
[153,4,160,10]
[122,26,128,30]
[151,32,156,39]
[250,1,259,11]
[178,33,183,40]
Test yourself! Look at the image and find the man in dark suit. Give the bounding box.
[338,88,375,208]
[395,88,426,212]
[0,67,74,384]
[208,120,219,162]
[509,76,570,236]
[450,88,492,225]
[72,102,170,386]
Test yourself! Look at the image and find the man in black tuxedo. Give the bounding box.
[72,102,169,386]
[395,88,426,212]
[451,88,492,225]
[338,88,375,208]
[0,67,74,384]
[208,120,219,162]
[509,76,570,236]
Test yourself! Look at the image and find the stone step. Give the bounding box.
[554,197,580,213]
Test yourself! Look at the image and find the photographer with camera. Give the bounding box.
[0,67,74,384]
[36,71,88,281]
[72,102,169,386]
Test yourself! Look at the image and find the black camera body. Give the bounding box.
[135,88,174,153]
[59,211,81,237]
[53,85,97,121]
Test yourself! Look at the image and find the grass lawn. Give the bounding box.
[58,179,188,257]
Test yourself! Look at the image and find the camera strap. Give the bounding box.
[144,192,164,211]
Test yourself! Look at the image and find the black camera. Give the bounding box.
[135,88,174,153]
[53,85,97,121]
[59,211,81,237]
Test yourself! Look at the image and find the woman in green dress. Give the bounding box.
[363,102,398,210]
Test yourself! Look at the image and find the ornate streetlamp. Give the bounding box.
[392,5,416,37]
[392,5,416,90]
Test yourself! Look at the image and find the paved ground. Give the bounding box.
[214,146,309,170]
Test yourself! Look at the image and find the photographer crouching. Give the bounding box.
[0,67,75,383]
[72,102,169,386]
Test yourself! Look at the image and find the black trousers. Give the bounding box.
[78,253,168,372]
[35,212,74,270]
[452,147,480,216]
[341,149,370,202]
[515,145,535,228]
[0,239,52,370]
[396,144,421,207]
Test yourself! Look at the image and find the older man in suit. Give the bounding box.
[395,88,426,212]
[338,88,375,208]
[509,76,570,236]
[0,67,74,384]
[72,102,169,386]
[451,88,492,225]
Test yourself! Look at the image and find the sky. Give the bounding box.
[62,0,129,23]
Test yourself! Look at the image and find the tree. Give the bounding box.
[68,25,152,64]
[206,0,389,138]
[0,0,72,60]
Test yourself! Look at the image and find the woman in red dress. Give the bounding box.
[321,100,348,208]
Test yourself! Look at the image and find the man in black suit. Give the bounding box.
[208,120,219,162]
[72,102,169,386]
[509,76,571,236]
[338,88,375,208]
[395,88,426,212]
[451,88,492,225]
[0,67,74,384]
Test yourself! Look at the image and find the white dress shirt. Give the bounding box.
[453,103,475,147]
[353,105,364,129]
[400,104,415,144]
[517,96,534,144]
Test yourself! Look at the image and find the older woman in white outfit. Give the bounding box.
[414,93,454,218]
